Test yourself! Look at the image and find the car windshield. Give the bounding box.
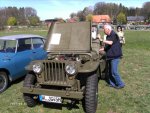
[0,40,16,53]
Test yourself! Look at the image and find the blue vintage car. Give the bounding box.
[0,34,47,93]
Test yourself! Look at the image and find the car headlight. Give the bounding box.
[33,63,42,74]
[65,63,77,75]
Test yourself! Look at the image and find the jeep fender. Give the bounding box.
[78,61,100,73]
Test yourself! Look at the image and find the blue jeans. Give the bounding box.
[107,58,125,87]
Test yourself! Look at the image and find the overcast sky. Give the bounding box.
[0,0,149,20]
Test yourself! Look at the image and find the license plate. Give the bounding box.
[39,95,61,103]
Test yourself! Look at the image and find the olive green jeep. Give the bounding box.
[22,22,106,113]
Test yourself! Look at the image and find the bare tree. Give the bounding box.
[0,7,39,26]
[83,6,93,16]
[93,2,120,18]
[70,13,76,18]
[24,7,37,18]
[142,2,150,19]
[0,8,7,29]
[77,10,85,21]
[93,2,107,15]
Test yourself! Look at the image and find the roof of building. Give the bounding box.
[66,18,77,23]
[92,15,111,23]
[127,16,145,21]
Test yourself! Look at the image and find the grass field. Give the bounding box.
[0,29,150,113]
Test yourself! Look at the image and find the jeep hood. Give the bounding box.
[45,22,91,53]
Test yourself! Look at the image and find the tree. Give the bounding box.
[28,16,39,26]
[70,13,77,18]
[93,2,122,19]
[142,2,150,19]
[18,7,27,25]
[76,7,93,21]
[24,7,37,19]
[0,7,39,26]
[83,7,93,16]
[93,2,107,15]
[77,11,85,21]
[117,12,126,24]
[86,14,93,21]
[7,17,17,26]
[0,8,7,29]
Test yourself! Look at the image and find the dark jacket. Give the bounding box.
[104,30,122,60]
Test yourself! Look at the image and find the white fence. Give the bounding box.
[98,25,150,30]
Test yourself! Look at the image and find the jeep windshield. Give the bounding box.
[45,22,91,53]
[0,39,16,53]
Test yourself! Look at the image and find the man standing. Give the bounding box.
[100,24,125,89]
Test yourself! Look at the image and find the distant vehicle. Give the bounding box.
[0,34,47,93]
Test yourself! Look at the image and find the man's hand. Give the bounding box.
[99,47,105,55]
[97,34,102,41]
[103,40,113,45]
[99,48,104,51]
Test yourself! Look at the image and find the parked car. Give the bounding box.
[0,34,47,93]
[22,22,106,113]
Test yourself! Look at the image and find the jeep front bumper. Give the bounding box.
[21,86,84,99]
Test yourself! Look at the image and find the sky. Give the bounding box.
[0,0,149,20]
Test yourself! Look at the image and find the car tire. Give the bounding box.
[23,73,37,107]
[0,71,8,93]
[84,73,98,113]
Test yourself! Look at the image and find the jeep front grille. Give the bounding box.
[43,61,68,86]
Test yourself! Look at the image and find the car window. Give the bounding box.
[17,38,31,52]
[32,38,44,49]
[0,40,16,53]
[0,40,5,51]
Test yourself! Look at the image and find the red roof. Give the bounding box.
[66,18,77,23]
[92,15,111,23]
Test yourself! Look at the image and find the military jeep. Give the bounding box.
[22,22,106,113]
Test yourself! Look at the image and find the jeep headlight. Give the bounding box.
[33,63,42,74]
[65,63,77,75]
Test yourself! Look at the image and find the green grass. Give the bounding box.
[0,29,150,113]
[0,27,48,37]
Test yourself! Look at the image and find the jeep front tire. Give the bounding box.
[23,73,37,107]
[84,73,98,113]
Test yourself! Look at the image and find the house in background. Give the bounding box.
[92,15,111,24]
[66,18,78,23]
[127,16,145,24]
